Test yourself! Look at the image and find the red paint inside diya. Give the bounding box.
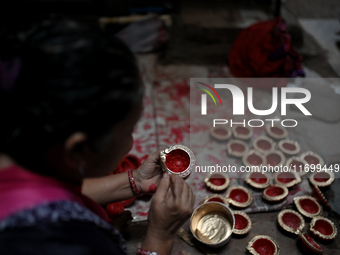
[271,127,284,135]
[303,234,322,251]
[235,214,248,230]
[257,140,271,150]
[214,128,229,136]
[267,153,281,166]
[250,172,268,184]
[314,172,329,183]
[247,153,263,166]
[236,126,249,135]
[304,155,320,165]
[165,149,190,173]
[282,213,301,231]
[314,220,333,236]
[283,143,296,151]
[266,186,284,197]
[208,197,224,203]
[277,172,295,183]
[290,160,304,172]
[230,189,248,203]
[231,143,245,152]
[252,239,276,255]
[300,199,319,214]
[209,174,226,186]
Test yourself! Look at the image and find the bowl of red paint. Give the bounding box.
[204,173,230,192]
[277,209,305,235]
[160,144,195,179]
[247,235,280,255]
[225,186,253,208]
[309,216,338,241]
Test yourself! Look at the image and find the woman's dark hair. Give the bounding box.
[0,18,142,174]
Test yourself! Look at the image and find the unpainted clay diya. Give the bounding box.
[204,173,230,192]
[242,150,266,168]
[253,136,276,155]
[232,125,253,140]
[202,194,229,206]
[309,171,335,187]
[266,124,288,140]
[274,171,301,188]
[277,209,305,235]
[227,139,249,157]
[309,216,338,241]
[210,126,232,141]
[265,150,286,167]
[294,196,323,218]
[278,139,300,155]
[300,151,325,168]
[247,235,280,255]
[225,186,253,208]
[285,157,308,176]
[160,144,195,179]
[233,211,252,235]
[262,184,289,202]
[245,172,271,189]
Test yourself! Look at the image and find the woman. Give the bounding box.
[0,18,195,255]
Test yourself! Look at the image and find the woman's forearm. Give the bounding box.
[81,171,136,205]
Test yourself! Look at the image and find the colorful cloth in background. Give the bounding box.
[228,17,305,79]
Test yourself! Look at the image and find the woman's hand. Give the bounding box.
[134,149,164,195]
[142,173,195,255]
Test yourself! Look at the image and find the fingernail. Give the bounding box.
[163,173,168,178]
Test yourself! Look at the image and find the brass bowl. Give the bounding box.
[190,202,235,247]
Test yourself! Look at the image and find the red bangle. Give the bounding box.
[136,248,160,255]
[128,169,142,197]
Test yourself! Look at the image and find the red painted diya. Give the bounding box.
[278,209,305,235]
[300,151,325,168]
[274,171,301,188]
[226,186,253,208]
[232,125,253,140]
[245,172,271,189]
[253,136,276,155]
[227,139,249,157]
[202,194,229,206]
[294,196,323,218]
[210,126,232,141]
[312,185,331,209]
[233,211,252,235]
[160,144,195,179]
[265,150,285,167]
[265,124,287,140]
[309,216,338,241]
[262,184,288,202]
[278,139,300,156]
[204,173,230,192]
[299,233,323,255]
[309,171,335,187]
[285,157,308,176]
[242,150,266,168]
[247,235,280,255]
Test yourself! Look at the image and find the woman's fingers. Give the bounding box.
[153,173,170,200]
[170,174,184,200]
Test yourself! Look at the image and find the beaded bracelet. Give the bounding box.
[128,169,142,197]
[136,248,160,255]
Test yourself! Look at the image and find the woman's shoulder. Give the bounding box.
[0,200,126,255]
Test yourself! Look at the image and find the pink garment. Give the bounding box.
[0,165,108,222]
